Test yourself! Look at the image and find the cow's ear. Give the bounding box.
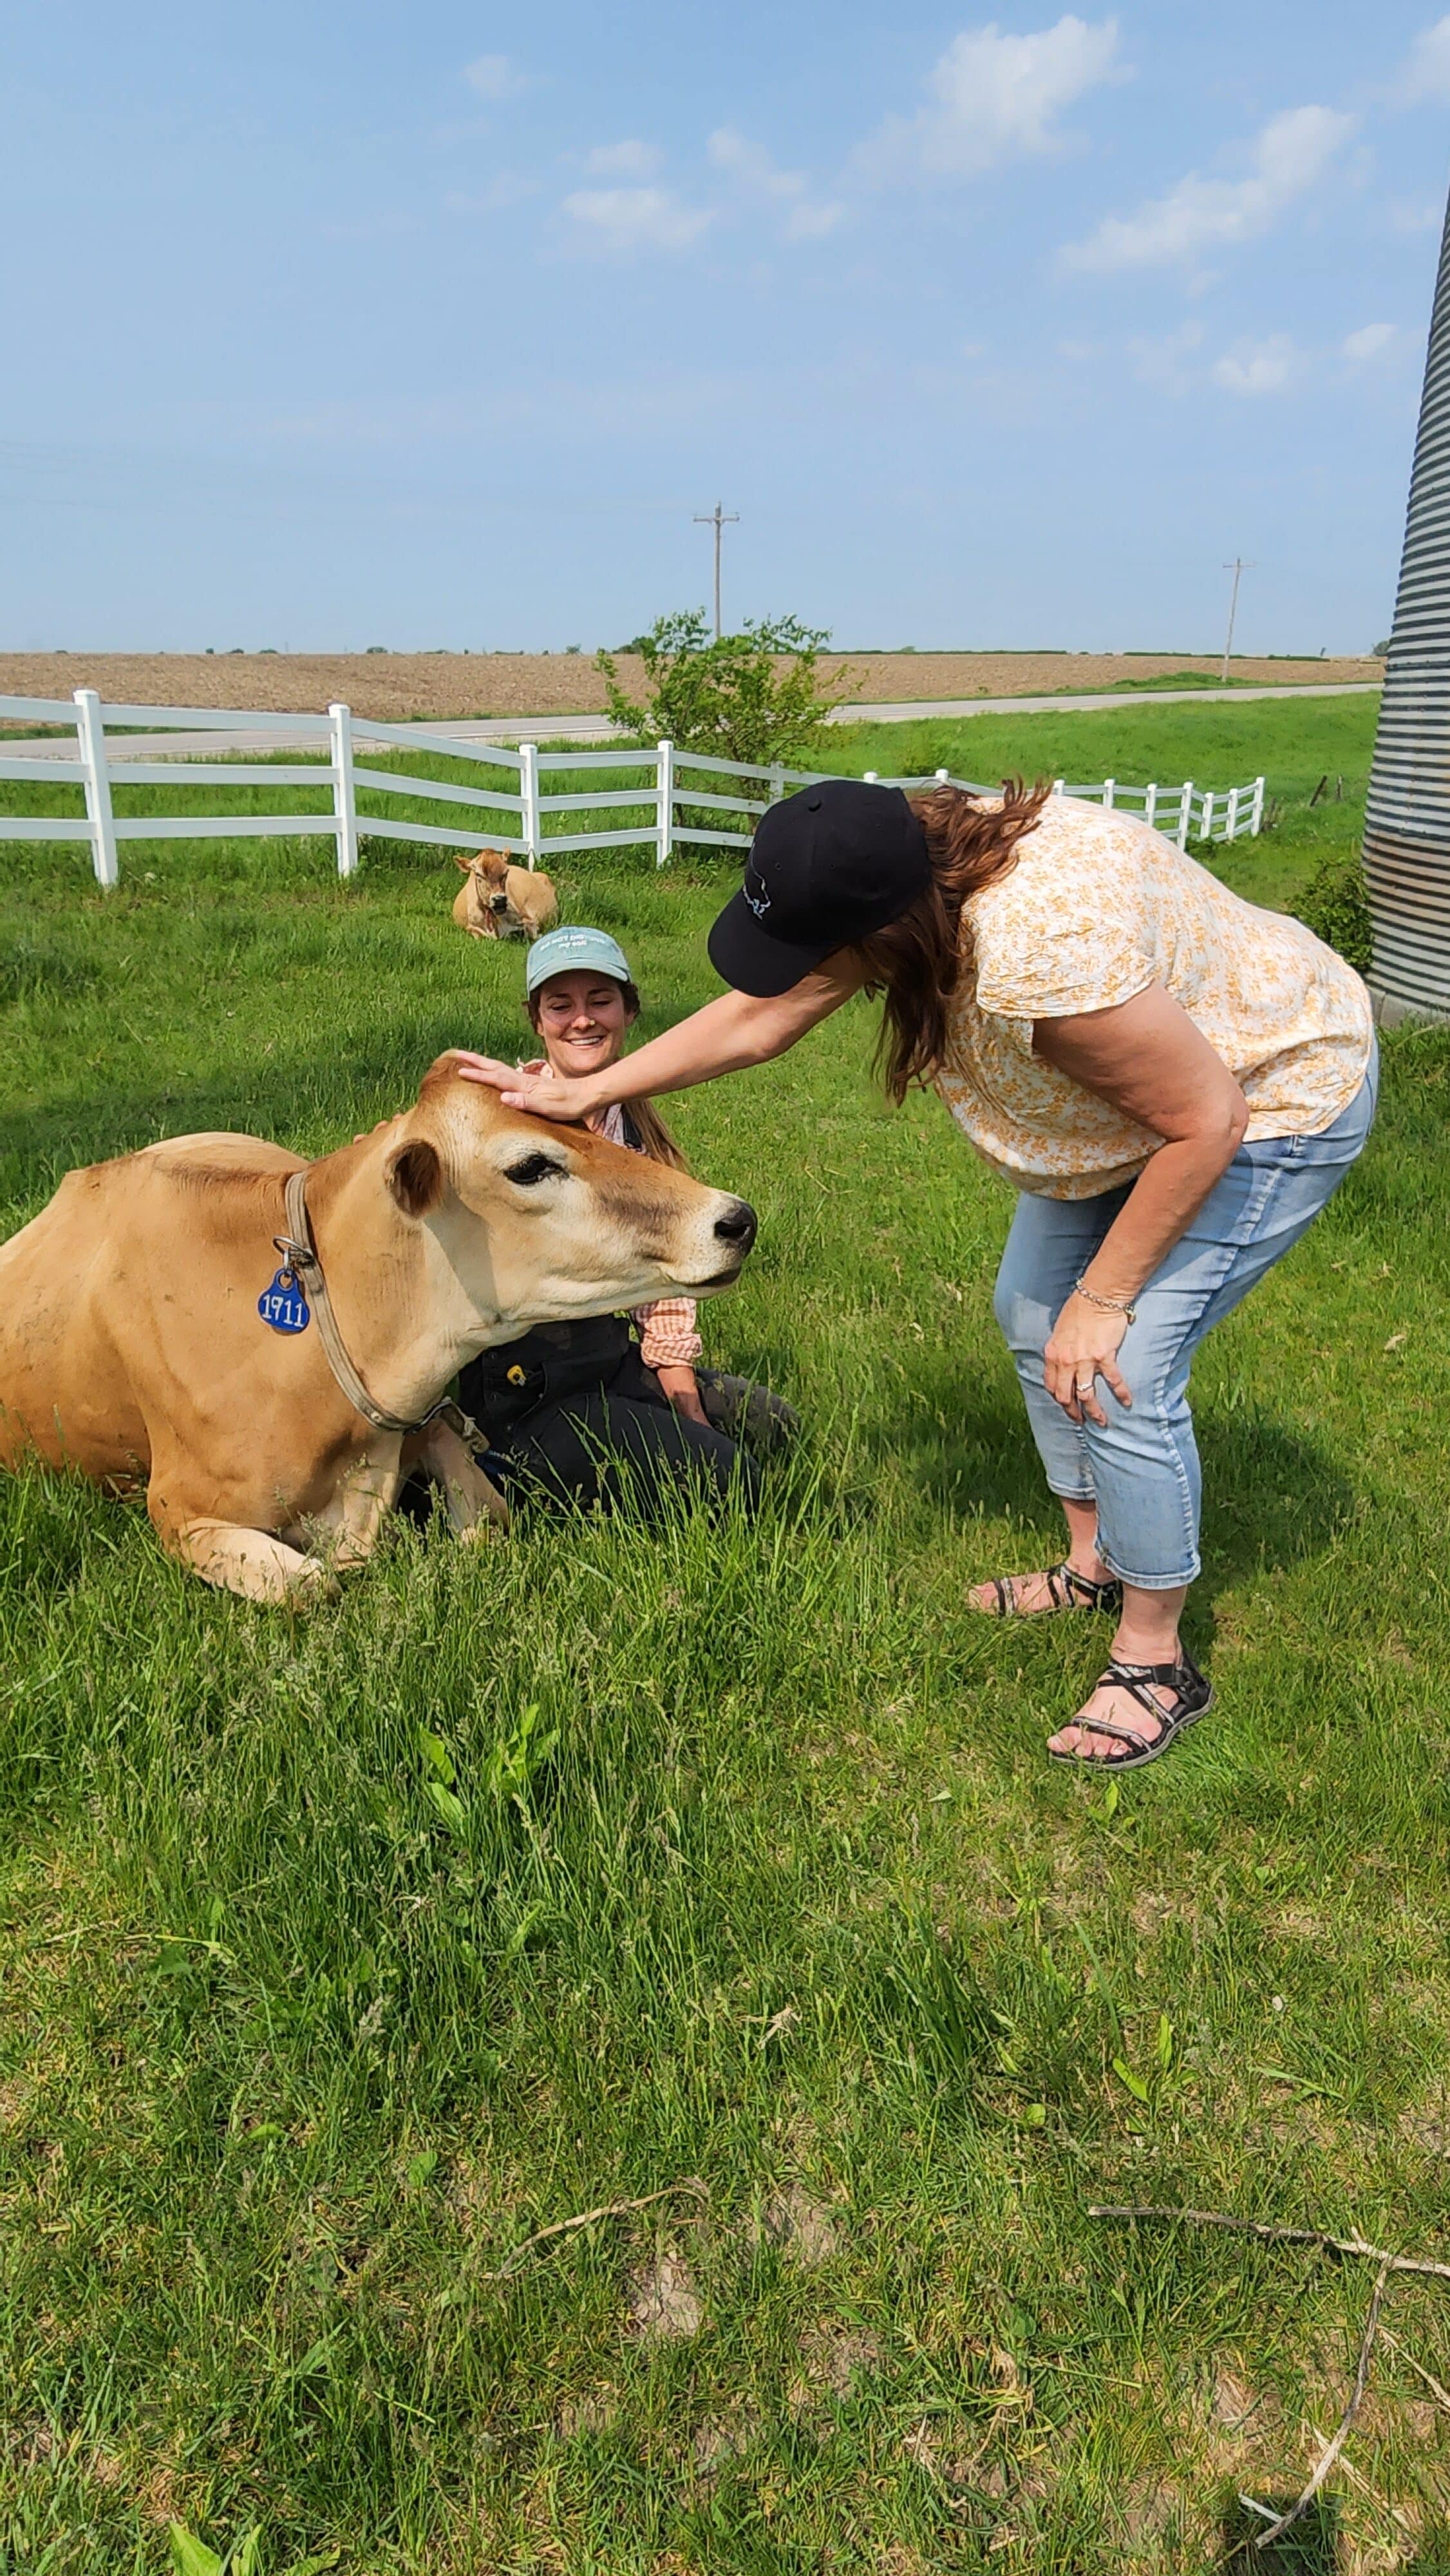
[385,1139,445,1218]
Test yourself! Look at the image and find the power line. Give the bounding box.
[1221,556,1256,683]
[693,502,739,639]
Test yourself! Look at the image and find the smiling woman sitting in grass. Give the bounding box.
[457,927,793,1518]
[461,782,1376,1772]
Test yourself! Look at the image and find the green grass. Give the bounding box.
[5,697,1450,2573]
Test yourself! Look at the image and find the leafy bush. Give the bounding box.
[596,609,849,766]
[1297,851,1373,976]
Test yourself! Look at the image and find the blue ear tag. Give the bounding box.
[258,1265,311,1335]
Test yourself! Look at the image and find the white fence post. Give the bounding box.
[520,741,540,868]
[1200,790,1215,842]
[74,688,118,889]
[1052,778,1065,798]
[1250,775,1265,837]
[1102,777,1115,811]
[1176,781,1193,850]
[1225,785,1241,842]
[655,738,674,869]
[1144,782,1157,831]
[934,767,949,784]
[863,769,879,784]
[328,701,358,878]
[767,763,784,805]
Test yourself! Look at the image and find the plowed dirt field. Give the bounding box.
[0,650,1380,724]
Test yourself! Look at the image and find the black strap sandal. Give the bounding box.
[979,1562,1123,1618]
[1048,1649,1214,1772]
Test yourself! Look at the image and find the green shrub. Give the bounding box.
[1295,850,1373,975]
[596,609,849,765]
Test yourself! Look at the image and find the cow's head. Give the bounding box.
[373,1052,756,1336]
[456,849,511,914]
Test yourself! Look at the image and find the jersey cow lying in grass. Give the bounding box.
[0,1052,756,1604]
[453,849,559,941]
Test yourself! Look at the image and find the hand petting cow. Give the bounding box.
[0,1055,755,1604]
[453,848,559,942]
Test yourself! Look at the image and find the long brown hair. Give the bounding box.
[525,976,688,1170]
[854,778,1051,1103]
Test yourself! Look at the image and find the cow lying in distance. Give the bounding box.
[453,849,560,942]
[0,1054,756,1604]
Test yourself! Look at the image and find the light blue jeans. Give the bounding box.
[992,1048,1379,1589]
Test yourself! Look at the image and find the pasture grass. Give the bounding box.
[4,695,1450,2573]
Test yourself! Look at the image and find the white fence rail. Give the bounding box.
[0,691,1265,887]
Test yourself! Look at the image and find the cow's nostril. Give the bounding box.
[713,1198,757,1253]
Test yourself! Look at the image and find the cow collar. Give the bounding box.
[276,1167,481,1448]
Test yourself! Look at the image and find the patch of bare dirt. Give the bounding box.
[0,650,1382,726]
[756,2184,839,2268]
[625,2248,703,2340]
[791,2322,883,2410]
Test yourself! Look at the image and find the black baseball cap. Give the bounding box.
[708,779,932,997]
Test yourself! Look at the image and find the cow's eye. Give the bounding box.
[505,1151,563,1187]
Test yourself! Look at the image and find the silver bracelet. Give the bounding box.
[1073,1276,1137,1325]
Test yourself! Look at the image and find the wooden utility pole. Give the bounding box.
[1221,557,1254,683]
[693,502,739,639]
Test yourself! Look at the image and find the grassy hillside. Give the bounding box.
[5,694,1450,2573]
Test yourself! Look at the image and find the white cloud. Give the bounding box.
[1392,15,1450,102]
[860,16,1120,184]
[706,127,845,240]
[463,53,525,102]
[1211,334,1297,397]
[583,140,663,180]
[1342,321,1398,363]
[1062,103,1354,273]
[560,185,713,254]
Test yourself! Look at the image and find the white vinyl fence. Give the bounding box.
[0,690,1265,890]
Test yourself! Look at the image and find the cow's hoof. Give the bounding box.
[279,1557,338,1605]
[457,1515,508,1548]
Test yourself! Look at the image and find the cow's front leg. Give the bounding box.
[407,1419,509,1539]
[150,1492,333,1604]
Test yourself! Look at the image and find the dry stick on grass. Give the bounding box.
[1236,2257,1392,2553]
[1380,2326,1450,2418]
[480,2179,708,2282]
[1087,2204,1450,2284]
[1088,2208,1450,2555]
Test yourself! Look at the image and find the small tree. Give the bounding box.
[596,611,849,766]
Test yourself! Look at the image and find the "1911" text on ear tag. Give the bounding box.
[258,1267,311,1335]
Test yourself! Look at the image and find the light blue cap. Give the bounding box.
[525,923,634,996]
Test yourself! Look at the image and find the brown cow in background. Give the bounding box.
[453,849,559,942]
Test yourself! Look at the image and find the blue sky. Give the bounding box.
[3,3,1447,654]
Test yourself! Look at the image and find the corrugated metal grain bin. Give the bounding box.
[1365,193,1450,1022]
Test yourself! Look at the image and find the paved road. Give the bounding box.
[0,678,1379,762]
[829,679,1379,724]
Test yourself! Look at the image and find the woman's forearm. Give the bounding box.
[576,975,854,1112]
[1082,1128,1244,1302]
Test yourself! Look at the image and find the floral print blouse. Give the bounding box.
[934,796,1374,1200]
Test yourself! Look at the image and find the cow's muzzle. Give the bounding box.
[489,893,509,913]
[701,1196,757,1282]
